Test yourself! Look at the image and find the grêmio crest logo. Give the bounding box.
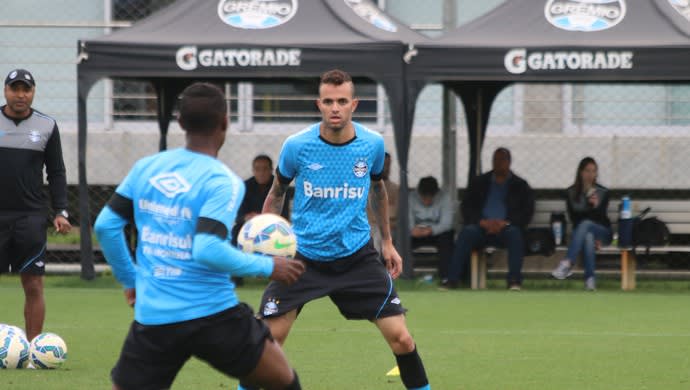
[504,48,633,74]
[176,46,301,70]
[668,0,690,21]
[345,0,398,32]
[218,0,298,29]
[545,0,626,32]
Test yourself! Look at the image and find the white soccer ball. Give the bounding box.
[0,331,30,369]
[29,332,68,369]
[237,213,297,257]
[0,324,26,338]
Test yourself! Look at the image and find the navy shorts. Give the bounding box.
[259,240,407,320]
[111,304,272,390]
[0,215,47,275]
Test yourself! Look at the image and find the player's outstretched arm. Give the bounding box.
[193,233,275,277]
[270,257,305,285]
[94,206,137,289]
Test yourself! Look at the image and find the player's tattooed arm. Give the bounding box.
[371,178,403,279]
[370,179,392,241]
[262,176,289,215]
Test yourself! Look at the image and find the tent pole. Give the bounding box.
[77,77,96,280]
[155,83,169,151]
[475,88,483,176]
[442,85,457,201]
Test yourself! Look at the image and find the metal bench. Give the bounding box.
[470,199,690,290]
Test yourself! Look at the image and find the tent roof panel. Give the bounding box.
[426,0,690,48]
[91,0,424,46]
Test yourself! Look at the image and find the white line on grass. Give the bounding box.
[291,328,690,338]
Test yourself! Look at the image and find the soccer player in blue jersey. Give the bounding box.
[238,70,431,390]
[94,83,305,390]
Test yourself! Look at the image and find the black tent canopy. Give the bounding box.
[406,0,690,180]
[77,0,426,279]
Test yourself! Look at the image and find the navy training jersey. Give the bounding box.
[278,122,385,260]
[0,107,67,215]
[113,148,252,324]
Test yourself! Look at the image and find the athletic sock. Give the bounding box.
[395,346,430,390]
[237,371,300,390]
[285,370,301,390]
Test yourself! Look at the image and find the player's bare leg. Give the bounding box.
[375,314,415,354]
[376,314,430,389]
[263,309,298,345]
[21,273,45,341]
[240,338,301,390]
[238,310,299,390]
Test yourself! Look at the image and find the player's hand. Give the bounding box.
[53,216,72,234]
[270,257,305,285]
[588,192,600,208]
[382,239,402,279]
[124,288,136,307]
[595,240,602,250]
[479,219,492,233]
[411,226,431,238]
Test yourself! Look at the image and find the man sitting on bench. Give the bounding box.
[445,147,534,290]
[409,176,455,285]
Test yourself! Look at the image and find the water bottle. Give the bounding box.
[621,196,632,219]
[550,212,566,246]
[552,220,562,246]
[618,196,633,247]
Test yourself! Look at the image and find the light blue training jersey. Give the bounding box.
[97,148,272,325]
[278,122,385,260]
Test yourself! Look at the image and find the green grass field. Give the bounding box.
[1,275,690,389]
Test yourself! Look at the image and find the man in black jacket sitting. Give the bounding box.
[446,147,534,290]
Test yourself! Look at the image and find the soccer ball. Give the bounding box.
[0,330,30,369]
[29,332,68,369]
[237,213,297,257]
[0,324,25,338]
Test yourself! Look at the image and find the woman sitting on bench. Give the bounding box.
[552,157,612,291]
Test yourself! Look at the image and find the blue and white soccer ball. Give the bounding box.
[0,324,26,339]
[237,213,297,257]
[0,328,30,369]
[29,332,68,369]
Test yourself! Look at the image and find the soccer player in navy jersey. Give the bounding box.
[94,82,305,390]
[239,70,430,390]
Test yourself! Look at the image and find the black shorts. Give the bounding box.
[259,240,407,321]
[111,303,272,390]
[0,215,47,275]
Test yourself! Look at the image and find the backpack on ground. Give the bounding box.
[523,227,555,256]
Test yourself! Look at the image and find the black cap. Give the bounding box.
[5,69,35,87]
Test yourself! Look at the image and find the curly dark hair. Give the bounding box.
[178,82,226,133]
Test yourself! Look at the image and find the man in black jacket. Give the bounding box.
[0,69,71,341]
[446,147,534,290]
[230,154,275,286]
